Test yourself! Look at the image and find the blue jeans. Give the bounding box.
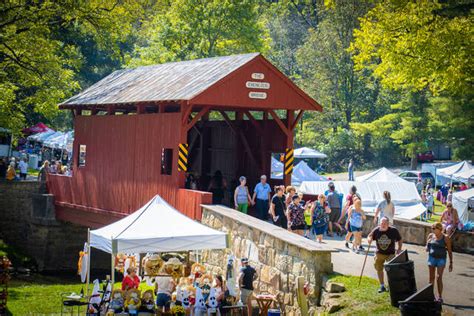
[255,199,268,221]
[428,256,446,267]
[348,170,354,181]
[156,293,171,307]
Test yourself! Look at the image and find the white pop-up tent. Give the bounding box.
[436,161,473,186]
[299,180,425,219]
[90,195,227,253]
[271,156,283,177]
[273,161,327,184]
[357,167,407,182]
[294,147,327,159]
[452,188,474,225]
[453,169,474,184]
[86,195,227,291]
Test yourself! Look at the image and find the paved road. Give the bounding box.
[324,235,474,315]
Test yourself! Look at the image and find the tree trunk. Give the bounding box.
[410,156,417,170]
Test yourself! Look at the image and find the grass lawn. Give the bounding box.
[327,274,399,315]
[7,276,154,315]
[27,168,39,177]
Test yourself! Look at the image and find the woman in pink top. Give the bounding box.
[441,202,460,236]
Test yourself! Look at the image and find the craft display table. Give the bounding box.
[221,305,245,316]
[254,295,277,316]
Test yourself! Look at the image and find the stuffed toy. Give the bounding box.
[181,289,192,311]
[206,287,221,316]
[115,253,127,273]
[175,277,190,303]
[226,254,237,297]
[140,289,155,313]
[88,279,101,314]
[109,289,124,313]
[185,285,196,307]
[163,257,183,281]
[124,255,138,277]
[191,262,206,285]
[194,287,207,316]
[125,289,141,315]
[143,254,164,277]
[198,274,213,302]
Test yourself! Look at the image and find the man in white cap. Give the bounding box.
[251,175,271,221]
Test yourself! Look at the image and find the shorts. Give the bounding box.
[428,256,446,267]
[290,224,306,231]
[312,224,327,236]
[240,288,253,302]
[350,225,362,232]
[156,293,171,307]
[374,253,395,272]
[427,207,433,214]
[329,208,341,223]
[237,203,248,214]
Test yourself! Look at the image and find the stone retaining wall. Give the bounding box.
[362,214,473,254]
[0,181,108,271]
[201,205,334,315]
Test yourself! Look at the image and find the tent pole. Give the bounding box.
[86,228,91,297]
[111,236,115,287]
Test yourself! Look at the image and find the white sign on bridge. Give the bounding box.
[251,73,265,80]
[246,81,270,89]
[249,91,267,99]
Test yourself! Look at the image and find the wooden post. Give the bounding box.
[284,110,295,186]
[178,102,189,188]
[86,228,91,297]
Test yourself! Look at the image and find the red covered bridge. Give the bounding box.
[48,53,322,227]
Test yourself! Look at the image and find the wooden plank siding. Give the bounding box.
[48,113,211,227]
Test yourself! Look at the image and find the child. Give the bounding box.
[427,191,434,220]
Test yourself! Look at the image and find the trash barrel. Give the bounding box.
[399,284,442,316]
[384,250,417,307]
[268,309,281,316]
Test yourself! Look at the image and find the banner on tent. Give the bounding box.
[178,143,189,172]
[285,148,294,175]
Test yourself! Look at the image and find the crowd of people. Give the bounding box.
[224,172,458,301]
[0,156,72,181]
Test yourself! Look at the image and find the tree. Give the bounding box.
[351,0,473,96]
[0,1,144,134]
[351,0,473,163]
[127,0,269,66]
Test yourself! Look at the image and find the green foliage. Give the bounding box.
[351,0,473,96]
[0,0,144,134]
[127,0,269,66]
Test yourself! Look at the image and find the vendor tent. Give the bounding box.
[22,122,53,134]
[453,169,474,184]
[299,180,425,219]
[90,195,227,254]
[436,161,473,186]
[452,188,474,225]
[271,156,283,177]
[273,161,327,184]
[294,147,327,159]
[357,167,407,182]
[27,130,56,142]
[43,131,73,150]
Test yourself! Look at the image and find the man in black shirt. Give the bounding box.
[238,258,257,316]
[368,216,403,293]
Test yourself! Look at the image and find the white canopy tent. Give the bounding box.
[357,167,407,182]
[27,130,56,142]
[271,156,283,177]
[294,147,327,159]
[86,195,227,292]
[90,195,227,253]
[452,188,474,225]
[436,161,473,186]
[273,161,327,185]
[299,180,425,219]
[453,169,474,184]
